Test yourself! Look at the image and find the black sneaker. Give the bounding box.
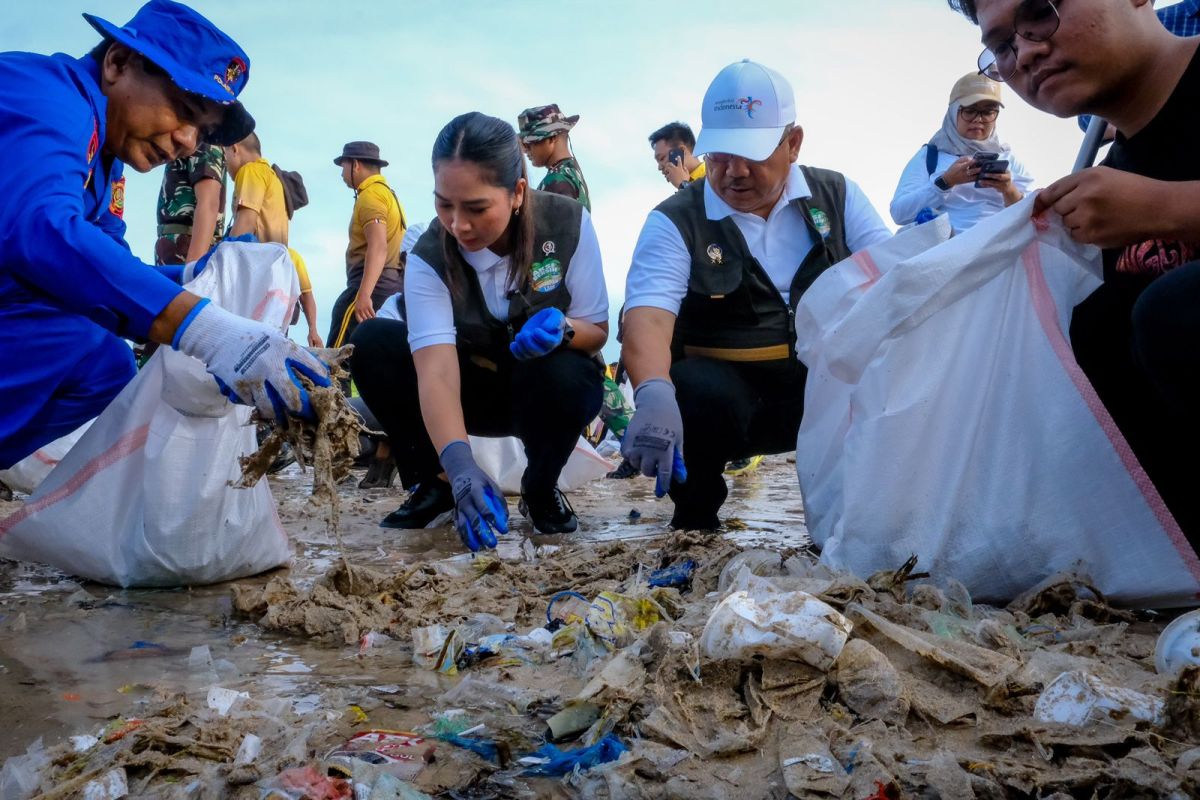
[519,487,578,534]
[606,458,638,479]
[380,479,453,529]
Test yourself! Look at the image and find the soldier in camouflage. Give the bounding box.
[155,143,227,266]
[517,104,590,211]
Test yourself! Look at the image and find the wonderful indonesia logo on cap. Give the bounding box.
[695,60,797,161]
[738,97,763,118]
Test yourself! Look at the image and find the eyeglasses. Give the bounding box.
[977,0,1061,82]
[705,125,793,166]
[958,105,1000,122]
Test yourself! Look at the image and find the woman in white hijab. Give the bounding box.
[890,72,1034,234]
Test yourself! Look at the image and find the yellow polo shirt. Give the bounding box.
[346,174,405,269]
[233,158,288,245]
[287,247,312,294]
[689,161,707,182]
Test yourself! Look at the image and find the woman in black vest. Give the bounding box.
[350,112,609,550]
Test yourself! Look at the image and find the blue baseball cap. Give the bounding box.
[83,0,254,146]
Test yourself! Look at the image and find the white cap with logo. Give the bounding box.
[694,59,796,162]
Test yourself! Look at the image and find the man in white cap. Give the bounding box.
[619,59,891,531]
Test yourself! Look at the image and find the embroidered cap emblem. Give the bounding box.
[706,244,724,265]
[214,56,247,96]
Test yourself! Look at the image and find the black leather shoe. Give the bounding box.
[380,479,453,529]
[267,442,297,475]
[606,458,638,479]
[668,510,721,532]
[359,454,397,489]
[519,487,578,534]
[667,506,720,532]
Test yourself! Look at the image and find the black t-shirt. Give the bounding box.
[1070,42,1200,544]
[1101,43,1200,277]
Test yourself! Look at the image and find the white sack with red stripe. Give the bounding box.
[795,197,1200,606]
[0,242,298,587]
[469,435,613,496]
[0,420,92,495]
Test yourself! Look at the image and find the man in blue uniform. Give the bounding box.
[0,0,330,470]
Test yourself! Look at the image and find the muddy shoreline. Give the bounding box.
[4,456,1198,799]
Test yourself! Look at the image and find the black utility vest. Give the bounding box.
[657,167,850,363]
[414,190,582,367]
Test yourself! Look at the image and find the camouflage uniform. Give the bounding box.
[539,157,591,211]
[154,144,227,265]
[517,103,591,210]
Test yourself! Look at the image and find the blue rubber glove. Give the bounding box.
[621,379,687,497]
[510,307,566,360]
[440,440,509,551]
[655,449,689,498]
[173,298,331,423]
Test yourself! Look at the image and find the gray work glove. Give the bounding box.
[439,440,508,551]
[621,378,687,497]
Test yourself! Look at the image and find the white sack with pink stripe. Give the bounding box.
[0,242,298,587]
[795,198,1200,607]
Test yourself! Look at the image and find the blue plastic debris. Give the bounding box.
[648,560,696,589]
[439,733,501,762]
[521,734,627,776]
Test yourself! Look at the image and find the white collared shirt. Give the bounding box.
[624,164,892,314]
[404,207,609,351]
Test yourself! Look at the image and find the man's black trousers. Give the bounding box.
[328,267,403,348]
[1073,260,1200,546]
[668,355,807,529]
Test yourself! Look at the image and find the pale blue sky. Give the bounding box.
[4,0,1100,357]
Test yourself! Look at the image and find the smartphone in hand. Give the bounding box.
[668,147,685,167]
[975,158,1008,188]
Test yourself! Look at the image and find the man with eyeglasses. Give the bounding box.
[0,0,331,472]
[619,59,891,531]
[949,0,1200,543]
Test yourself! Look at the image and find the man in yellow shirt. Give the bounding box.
[330,141,406,349]
[649,121,706,191]
[224,132,288,244]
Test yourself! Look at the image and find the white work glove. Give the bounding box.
[173,298,331,423]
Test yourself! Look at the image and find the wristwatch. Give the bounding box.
[678,179,692,191]
[934,175,951,192]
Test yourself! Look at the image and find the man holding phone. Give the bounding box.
[650,121,707,191]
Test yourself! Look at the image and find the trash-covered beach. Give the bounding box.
[3,457,1200,799]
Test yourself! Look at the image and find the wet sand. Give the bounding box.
[0,454,806,760]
